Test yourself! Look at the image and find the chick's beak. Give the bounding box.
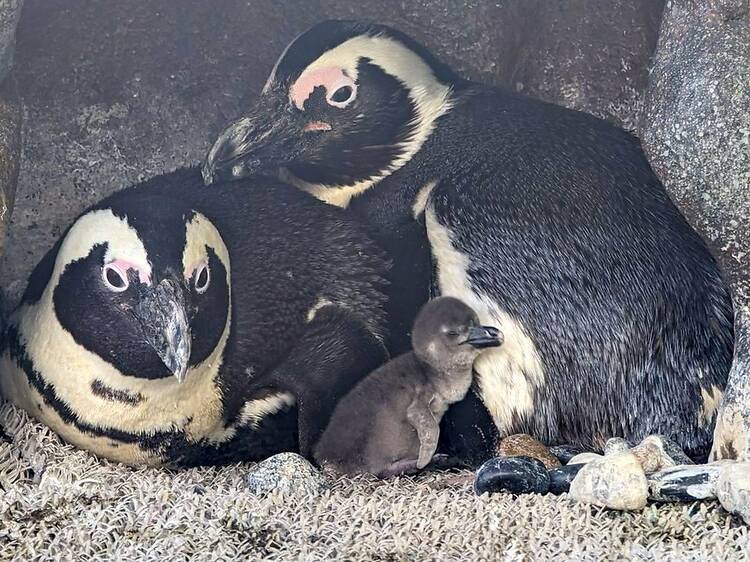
[464,325,503,349]
[133,278,192,383]
[202,96,307,185]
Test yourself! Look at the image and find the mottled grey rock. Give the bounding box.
[640,1,750,460]
[604,437,631,456]
[569,451,648,511]
[0,0,22,82]
[567,452,603,466]
[244,452,327,496]
[1,1,663,311]
[716,461,750,523]
[632,435,694,474]
[0,75,21,263]
[648,462,728,503]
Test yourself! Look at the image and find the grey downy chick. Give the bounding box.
[313,296,503,478]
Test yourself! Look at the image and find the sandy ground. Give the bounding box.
[2,402,750,561]
[3,3,750,561]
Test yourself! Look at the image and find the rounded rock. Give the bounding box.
[497,433,561,469]
[548,463,585,495]
[568,452,604,466]
[569,451,648,511]
[648,462,727,503]
[633,434,694,474]
[716,462,750,524]
[245,452,327,496]
[474,456,550,496]
[549,444,587,465]
[604,437,631,455]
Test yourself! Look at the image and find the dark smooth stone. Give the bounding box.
[474,456,550,496]
[549,444,587,465]
[548,463,585,495]
[647,463,724,502]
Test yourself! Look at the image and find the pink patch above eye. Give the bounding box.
[290,66,352,110]
[108,259,151,284]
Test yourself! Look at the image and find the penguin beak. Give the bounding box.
[463,326,503,349]
[202,97,308,185]
[133,278,192,383]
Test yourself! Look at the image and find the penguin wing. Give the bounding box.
[254,303,389,457]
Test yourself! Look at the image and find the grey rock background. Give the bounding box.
[0,0,22,80]
[0,0,663,309]
[0,0,22,272]
[640,0,750,459]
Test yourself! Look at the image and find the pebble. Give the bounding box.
[632,435,693,474]
[496,433,561,469]
[474,456,550,495]
[716,462,750,524]
[548,463,585,495]
[648,463,726,502]
[567,452,603,465]
[549,444,587,465]
[244,452,327,496]
[604,437,631,455]
[569,451,648,510]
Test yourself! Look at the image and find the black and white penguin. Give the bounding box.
[314,296,502,477]
[202,20,734,461]
[0,167,390,466]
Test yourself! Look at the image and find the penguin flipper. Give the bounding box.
[261,304,389,457]
[406,397,440,469]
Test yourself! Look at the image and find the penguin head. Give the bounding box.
[203,20,460,195]
[411,297,503,371]
[34,195,231,385]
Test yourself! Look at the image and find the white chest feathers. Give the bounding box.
[425,206,547,434]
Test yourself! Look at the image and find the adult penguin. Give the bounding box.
[0,167,389,466]
[202,20,734,461]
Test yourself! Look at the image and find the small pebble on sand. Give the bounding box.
[245,452,327,496]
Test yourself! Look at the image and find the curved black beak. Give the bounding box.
[202,97,306,185]
[464,325,503,349]
[133,278,191,383]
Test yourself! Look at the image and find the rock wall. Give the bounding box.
[0,0,23,307]
[640,0,750,460]
[0,0,663,307]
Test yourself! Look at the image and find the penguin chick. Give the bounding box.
[313,296,502,478]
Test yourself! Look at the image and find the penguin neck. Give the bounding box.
[417,352,475,405]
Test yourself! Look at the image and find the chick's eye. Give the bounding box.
[102,263,129,293]
[194,263,210,294]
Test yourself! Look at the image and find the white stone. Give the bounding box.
[567,452,603,465]
[569,451,648,511]
[716,462,750,524]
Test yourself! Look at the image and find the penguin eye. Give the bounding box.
[326,80,357,109]
[102,263,129,293]
[194,263,211,294]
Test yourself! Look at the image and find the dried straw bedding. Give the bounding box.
[1,402,749,561]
